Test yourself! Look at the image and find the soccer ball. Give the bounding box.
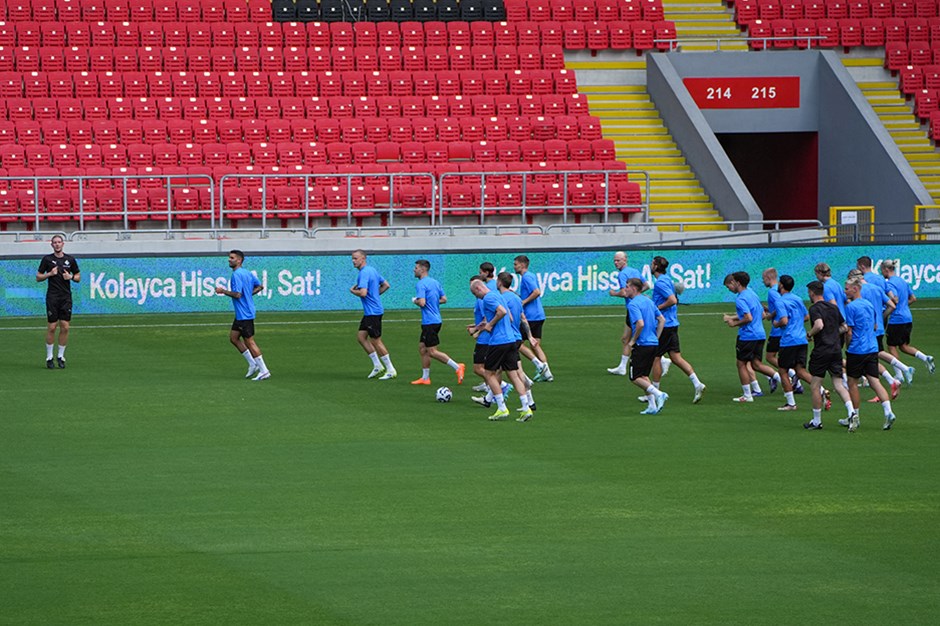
[674,280,686,295]
[436,386,453,403]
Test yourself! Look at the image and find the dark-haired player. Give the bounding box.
[723,271,779,402]
[804,281,854,430]
[37,235,80,369]
[215,250,271,381]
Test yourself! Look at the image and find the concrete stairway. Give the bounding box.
[662,0,748,52]
[580,84,726,230]
[859,80,940,202]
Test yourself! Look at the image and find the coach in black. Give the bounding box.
[36,235,81,369]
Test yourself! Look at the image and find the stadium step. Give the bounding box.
[581,84,726,230]
[859,81,940,204]
[663,0,749,52]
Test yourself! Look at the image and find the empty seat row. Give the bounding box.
[736,0,940,27]
[0,93,592,123]
[0,0,271,23]
[747,17,881,48]
[742,14,940,42]
[0,19,536,49]
[0,68,579,99]
[272,0,507,23]
[0,44,567,73]
[503,0,664,23]
[885,38,940,66]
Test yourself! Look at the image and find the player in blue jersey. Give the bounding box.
[215,249,271,381]
[514,255,554,382]
[761,268,787,394]
[647,256,706,403]
[468,277,531,421]
[856,256,887,293]
[881,259,935,375]
[498,271,537,420]
[350,249,397,380]
[607,251,651,375]
[624,278,669,415]
[771,275,824,412]
[723,271,780,403]
[470,262,499,393]
[410,259,465,386]
[844,276,896,431]
[848,268,905,400]
[815,262,847,320]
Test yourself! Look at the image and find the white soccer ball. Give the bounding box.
[436,386,453,403]
[674,280,686,295]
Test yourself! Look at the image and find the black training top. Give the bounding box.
[38,254,80,299]
[809,300,844,356]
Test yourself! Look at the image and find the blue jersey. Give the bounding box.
[618,266,643,310]
[735,287,767,341]
[652,274,679,328]
[229,267,260,320]
[860,282,889,336]
[627,294,661,347]
[482,290,513,345]
[823,277,847,318]
[518,271,545,322]
[863,270,887,294]
[846,297,878,355]
[473,298,490,346]
[779,292,808,347]
[416,276,444,325]
[501,289,524,341]
[356,264,385,316]
[767,286,784,338]
[886,275,913,324]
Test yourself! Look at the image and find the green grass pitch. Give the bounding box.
[2,304,939,624]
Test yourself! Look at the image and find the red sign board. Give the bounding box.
[683,76,801,109]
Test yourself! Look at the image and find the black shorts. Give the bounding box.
[629,344,657,380]
[231,318,255,339]
[809,351,843,378]
[359,314,383,339]
[419,323,441,347]
[522,319,544,341]
[876,335,884,352]
[886,322,912,347]
[736,339,765,363]
[46,296,72,323]
[484,342,519,372]
[778,344,808,370]
[846,352,880,379]
[767,336,781,353]
[655,326,680,357]
[473,342,489,365]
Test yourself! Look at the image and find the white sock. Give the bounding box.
[485,389,494,402]
[532,357,544,369]
[742,384,753,397]
[518,393,529,410]
[255,355,268,373]
[689,372,701,387]
[46,343,54,359]
[526,390,534,405]
[446,359,459,370]
[652,381,660,389]
[750,380,761,393]
[812,408,822,425]
[242,349,256,366]
[422,368,430,379]
[915,351,929,362]
[645,385,659,409]
[772,372,781,383]
[368,352,381,368]
[882,400,893,416]
[494,393,506,411]
[881,370,896,385]
[784,391,795,406]
[892,365,905,380]
[845,401,854,417]
[57,345,66,359]
[380,354,394,370]
[889,357,904,368]
[620,354,629,368]
[788,368,796,379]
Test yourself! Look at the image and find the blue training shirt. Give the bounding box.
[481,290,514,345]
[474,298,490,346]
[823,277,847,318]
[229,267,260,321]
[863,270,887,293]
[652,274,679,328]
[886,275,914,324]
[779,292,808,348]
[846,297,878,355]
[767,286,784,338]
[735,287,767,341]
[518,271,546,322]
[356,264,385,316]
[416,276,444,325]
[860,282,889,336]
[618,266,643,310]
[501,289,524,341]
[627,294,661,347]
